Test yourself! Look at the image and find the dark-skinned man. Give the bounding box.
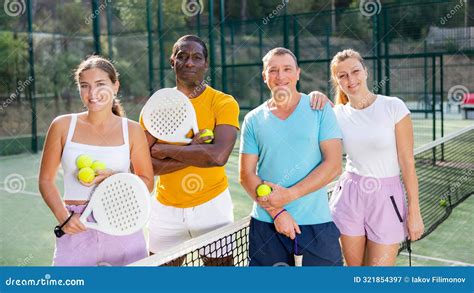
[140,35,239,266]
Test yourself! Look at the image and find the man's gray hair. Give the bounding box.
[262,47,298,70]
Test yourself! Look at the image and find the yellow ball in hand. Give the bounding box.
[76,154,93,169]
[78,167,95,183]
[200,129,214,143]
[91,160,107,173]
[256,184,272,197]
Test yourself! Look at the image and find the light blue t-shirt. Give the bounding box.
[240,94,342,225]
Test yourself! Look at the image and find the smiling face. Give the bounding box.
[262,53,300,103]
[78,68,119,113]
[170,40,208,87]
[333,57,369,97]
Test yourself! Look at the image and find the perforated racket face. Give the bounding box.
[142,88,198,143]
[90,173,150,235]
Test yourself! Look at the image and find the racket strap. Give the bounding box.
[273,209,287,221]
[54,211,75,238]
[406,238,412,267]
[294,236,299,255]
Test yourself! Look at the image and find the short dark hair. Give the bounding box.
[171,35,208,61]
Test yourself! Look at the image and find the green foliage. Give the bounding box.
[0,32,28,94]
[338,3,371,42]
[0,0,471,101]
[56,2,89,34]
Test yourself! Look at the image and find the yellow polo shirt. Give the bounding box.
[140,86,240,208]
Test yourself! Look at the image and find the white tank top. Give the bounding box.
[61,114,131,201]
[333,95,410,178]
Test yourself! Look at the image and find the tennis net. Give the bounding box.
[130,125,473,266]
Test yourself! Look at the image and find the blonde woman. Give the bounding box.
[309,49,424,266]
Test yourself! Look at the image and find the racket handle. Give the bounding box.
[294,254,303,267]
[79,212,100,231]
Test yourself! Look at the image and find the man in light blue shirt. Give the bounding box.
[239,47,343,266]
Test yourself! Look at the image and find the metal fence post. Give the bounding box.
[91,0,101,54]
[383,7,390,96]
[424,41,428,118]
[326,25,331,99]
[293,15,300,91]
[208,0,215,87]
[440,54,444,160]
[374,12,382,93]
[197,8,201,37]
[157,0,165,88]
[220,0,227,92]
[146,0,155,95]
[27,0,37,153]
[106,1,113,59]
[283,4,289,48]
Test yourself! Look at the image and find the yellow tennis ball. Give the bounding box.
[439,199,447,207]
[200,129,214,143]
[77,167,95,183]
[256,184,272,197]
[76,154,93,169]
[91,160,107,172]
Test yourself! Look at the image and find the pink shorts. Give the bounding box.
[52,204,147,266]
[329,172,408,245]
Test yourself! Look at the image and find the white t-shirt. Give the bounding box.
[334,95,410,178]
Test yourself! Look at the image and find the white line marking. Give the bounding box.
[400,252,474,266]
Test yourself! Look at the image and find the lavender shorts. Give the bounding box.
[329,172,408,245]
[52,204,148,266]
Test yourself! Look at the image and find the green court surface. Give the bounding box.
[396,196,474,266]
[0,120,473,266]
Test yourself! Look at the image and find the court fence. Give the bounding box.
[0,0,472,154]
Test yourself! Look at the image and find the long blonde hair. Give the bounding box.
[330,49,367,105]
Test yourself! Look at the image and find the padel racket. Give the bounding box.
[141,88,199,144]
[80,173,151,236]
[294,235,303,266]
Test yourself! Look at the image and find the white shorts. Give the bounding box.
[148,188,234,255]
